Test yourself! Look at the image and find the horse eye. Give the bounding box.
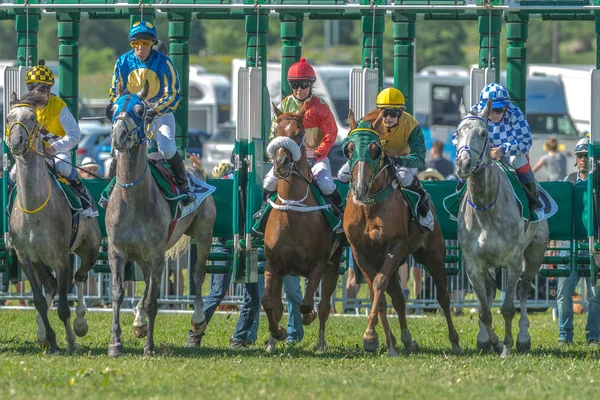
[369,143,381,160]
[343,143,354,159]
[134,105,144,117]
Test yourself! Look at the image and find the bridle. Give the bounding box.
[456,115,492,175]
[273,116,309,183]
[6,103,43,157]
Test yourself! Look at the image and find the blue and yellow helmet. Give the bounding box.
[129,20,157,43]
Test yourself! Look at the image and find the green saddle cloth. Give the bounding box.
[443,161,535,221]
[100,160,186,219]
[8,172,81,215]
[252,183,341,234]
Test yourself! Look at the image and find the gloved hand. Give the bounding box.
[145,107,158,126]
[307,156,316,169]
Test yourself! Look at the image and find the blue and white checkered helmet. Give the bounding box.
[479,83,510,109]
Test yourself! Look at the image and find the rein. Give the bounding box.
[456,115,492,174]
[466,168,501,211]
[17,180,51,214]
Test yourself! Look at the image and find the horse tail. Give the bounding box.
[165,235,191,261]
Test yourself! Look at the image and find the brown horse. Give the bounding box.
[262,103,343,353]
[342,110,462,356]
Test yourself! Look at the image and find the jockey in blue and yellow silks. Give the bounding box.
[9,59,96,217]
[107,20,195,206]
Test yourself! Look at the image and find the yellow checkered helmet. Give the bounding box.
[26,59,55,86]
[212,162,232,179]
[376,87,405,109]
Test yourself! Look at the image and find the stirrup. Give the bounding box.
[181,191,196,207]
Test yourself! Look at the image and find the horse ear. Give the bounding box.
[372,109,385,130]
[10,92,18,106]
[480,98,493,120]
[138,80,149,100]
[348,109,357,130]
[458,98,468,119]
[272,102,283,119]
[296,102,306,121]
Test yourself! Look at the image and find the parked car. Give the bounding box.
[76,122,111,165]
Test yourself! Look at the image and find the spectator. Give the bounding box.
[424,140,454,178]
[80,157,101,179]
[557,137,600,346]
[532,137,567,181]
[344,254,361,314]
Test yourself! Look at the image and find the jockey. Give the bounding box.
[107,20,195,206]
[469,83,542,210]
[253,58,344,220]
[338,87,431,225]
[11,59,95,217]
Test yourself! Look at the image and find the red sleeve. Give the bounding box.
[314,100,338,160]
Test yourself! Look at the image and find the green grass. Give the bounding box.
[0,310,599,399]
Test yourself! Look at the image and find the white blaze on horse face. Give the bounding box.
[284,123,295,136]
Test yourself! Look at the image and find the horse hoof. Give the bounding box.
[184,335,201,348]
[108,343,124,358]
[451,343,465,356]
[363,337,379,353]
[387,347,399,357]
[516,339,531,353]
[265,337,278,354]
[74,318,89,337]
[191,320,207,336]
[301,310,317,326]
[500,346,512,358]
[38,339,50,349]
[272,327,287,342]
[48,345,62,355]
[134,324,148,339]
[493,341,505,355]
[67,342,83,354]
[476,340,491,352]
[143,348,155,357]
[405,340,419,355]
[314,339,326,353]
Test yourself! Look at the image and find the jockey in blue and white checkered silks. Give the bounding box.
[453,82,542,210]
[107,20,195,206]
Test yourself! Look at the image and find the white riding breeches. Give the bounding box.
[264,153,337,195]
[152,112,178,160]
[501,154,528,169]
[337,161,416,187]
[10,151,74,183]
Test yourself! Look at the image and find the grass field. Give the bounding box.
[0,309,599,399]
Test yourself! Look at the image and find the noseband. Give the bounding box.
[272,116,307,180]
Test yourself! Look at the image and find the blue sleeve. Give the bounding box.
[501,109,532,156]
[154,56,181,115]
[109,57,123,104]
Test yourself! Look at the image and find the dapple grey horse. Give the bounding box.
[455,99,549,357]
[6,92,102,353]
[106,83,216,356]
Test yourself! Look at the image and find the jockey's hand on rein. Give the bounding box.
[307,156,317,169]
[44,145,57,157]
[490,147,503,160]
[144,107,158,125]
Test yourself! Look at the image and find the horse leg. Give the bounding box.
[378,295,398,357]
[35,264,57,348]
[499,263,520,358]
[301,262,325,326]
[465,258,499,353]
[133,279,149,338]
[385,270,418,355]
[54,260,81,354]
[414,247,463,355]
[263,270,285,353]
[73,241,98,338]
[351,249,379,352]
[143,268,161,357]
[189,218,213,336]
[108,249,127,357]
[315,263,339,353]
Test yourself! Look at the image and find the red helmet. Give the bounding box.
[287,58,316,81]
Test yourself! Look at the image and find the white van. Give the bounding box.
[230,58,357,139]
[188,65,231,134]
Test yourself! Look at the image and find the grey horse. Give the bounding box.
[455,99,549,357]
[106,83,216,356]
[6,92,102,353]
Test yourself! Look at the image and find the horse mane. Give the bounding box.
[361,108,381,123]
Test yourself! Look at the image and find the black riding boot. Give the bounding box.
[406,176,431,218]
[167,152,196,207]
[324,187,345,220]
[253,189,276,220]
[68,175,96,215]
[525,182,543,211]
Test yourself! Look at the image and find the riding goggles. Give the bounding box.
[289,81,312,90]
[382,109,402,118]
[130,39,154,48]
[575,143,588,154]
[491,107,506,115]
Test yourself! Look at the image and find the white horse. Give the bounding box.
[455,99,549,357]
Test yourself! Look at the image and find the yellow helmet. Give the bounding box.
[212,162,232,179]
[26,59,55,86]
[376,87,405,109]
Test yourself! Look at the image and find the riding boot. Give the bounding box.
[525,182,543,211]
[253,189,276,220]
[323,187,345,220]
[406,176,431,218]
[167,152,196,207]
[68,175,96,215]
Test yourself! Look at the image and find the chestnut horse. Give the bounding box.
[342,110,462,356]
[262,103,343,353]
